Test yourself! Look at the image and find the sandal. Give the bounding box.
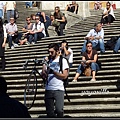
[90,79,96,82]
[72,80,77,82]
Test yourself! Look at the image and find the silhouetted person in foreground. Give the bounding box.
[0,76,31,118]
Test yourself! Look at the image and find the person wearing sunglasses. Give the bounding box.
[73,41,100,82]
[100,1,115,25]
[81,22,105,54]
[19,17,33,45]
[28,15,46,44]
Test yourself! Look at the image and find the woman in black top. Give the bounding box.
[73,41,100,82]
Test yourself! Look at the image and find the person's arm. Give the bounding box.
[84,29,92,40]
[86,54,98,64]
[53,58,69,79]
[41,12,47,22]
[55,12,66,22]
[74,4,78,14]
[2,25,7,47]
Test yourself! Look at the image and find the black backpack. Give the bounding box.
[59,55,70,102]
[105,36,119,50]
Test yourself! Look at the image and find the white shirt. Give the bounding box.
[86,28,104,44]
[3,25,7,38]
[5,1,16,11]
[32,21,46,37]
[63,47,73,63]
[103,6,115,19]
[45,56,69,91]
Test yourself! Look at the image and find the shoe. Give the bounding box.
[26,42,30,45]
[11,46,14,49]
[14,43,19,47]
[90,78,96,82]
[100,51,105,55]
[31,42,35,44]
[113,50,117,54]
[72,80,77,82]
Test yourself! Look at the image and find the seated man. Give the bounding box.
[29,15,46,44]
[31,12,51,37]
[6,17,22,49]
[81,22,105,54]
[19,17,33,45]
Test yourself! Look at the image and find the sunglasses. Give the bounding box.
[35,18,39,20]
[87,45,92,47]
[107,5,110,6]
[48,51,54,54]
[26,19,31,21]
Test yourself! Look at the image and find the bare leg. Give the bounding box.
[91,71,96,81]
[73,73,80,82]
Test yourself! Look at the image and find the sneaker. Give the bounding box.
[26,42,30,45]
[11,46,14,49]
[31,42,35,44]
[72,80,77,82]
[14,43,19,47]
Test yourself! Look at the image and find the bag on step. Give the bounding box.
[83,65,91,76]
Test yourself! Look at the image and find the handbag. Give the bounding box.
[83,65,91,76]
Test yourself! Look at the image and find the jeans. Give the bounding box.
[25,2,32,8]
[7,33,22,48]
[114,37,120,53]
[76,63,100,74]
[7,10,15,22]
[44,90,64,118]
[81,39,105,53]
[0,9,3,18]
[29,32,44,43]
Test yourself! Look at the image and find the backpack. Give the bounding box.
[105,36,119,50]
[59,55,70,102]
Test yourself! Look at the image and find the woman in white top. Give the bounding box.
[0,17,7,70]
[100,1,115,25]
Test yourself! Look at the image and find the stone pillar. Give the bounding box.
[77,1,90,18]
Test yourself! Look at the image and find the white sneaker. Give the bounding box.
[31,42,35,44]
[11,46,14,49]
[14,43,19,47]
[26,42,30,45]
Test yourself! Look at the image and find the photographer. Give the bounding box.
[41,43,69,118]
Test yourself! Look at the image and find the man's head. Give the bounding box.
[94,22,102,32]
[10,17,15,24]
[48,43,59,59]
[26,17,31,24]
[0,76,7,94]
[35,15,40,23]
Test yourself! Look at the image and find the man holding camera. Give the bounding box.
[41,43,69,118]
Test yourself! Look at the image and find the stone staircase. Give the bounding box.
[1,2,120,118]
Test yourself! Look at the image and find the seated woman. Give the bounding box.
[94,1,102,10]
[100,1,115,25]
[19,17,33,45]
[65,1,79,14]
[73,41,100,82]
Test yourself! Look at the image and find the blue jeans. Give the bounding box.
[76,62,100,74]
[44,90,64,118]
[0,9,3,18]
[7,10,15,22]
[81,39,105,53]
[25,2,32,8]
[7,33,22,48]
[114,37,120,53]
[29,32,44,43]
